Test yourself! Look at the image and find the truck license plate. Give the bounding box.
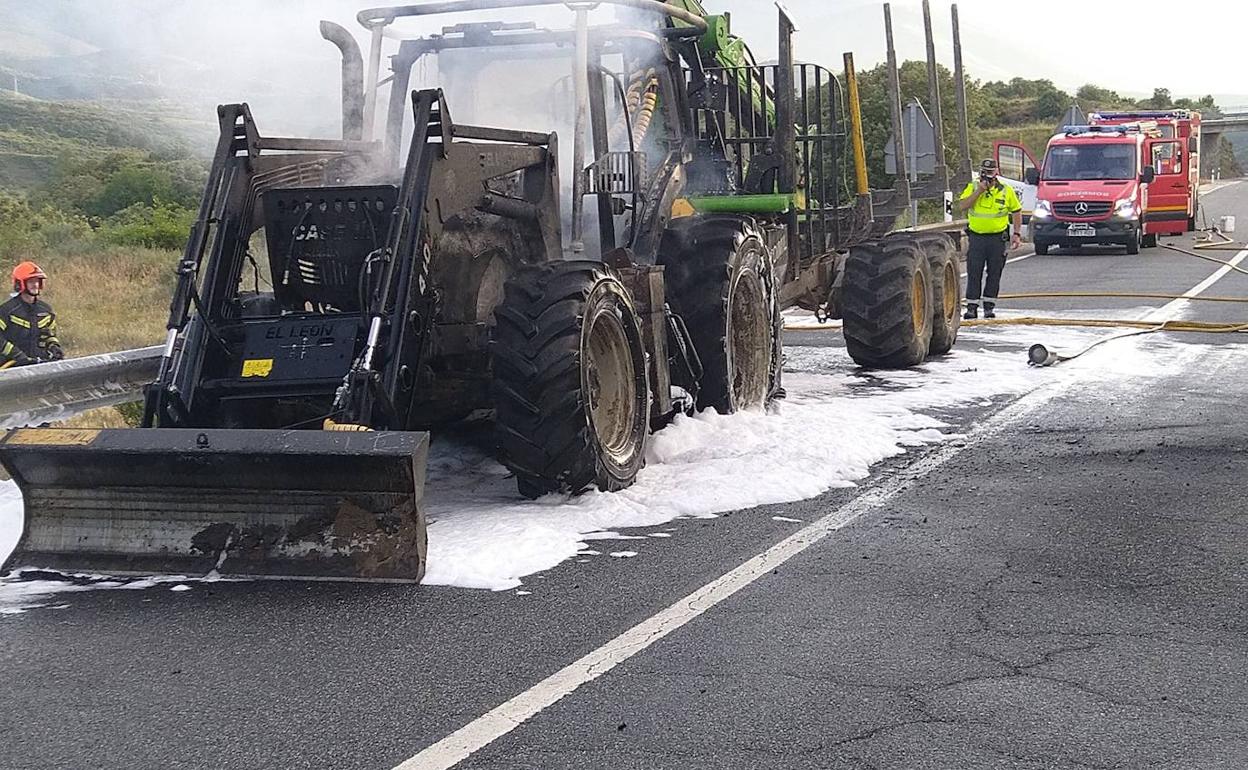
[1067,224,1096,237]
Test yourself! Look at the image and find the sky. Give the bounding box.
[720,0,1247,100]
[2,0,1245,134]
[4,0,1245,97]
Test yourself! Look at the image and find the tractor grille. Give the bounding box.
[1054,201,1112,217]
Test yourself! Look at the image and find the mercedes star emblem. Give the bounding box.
[1074,201,1089,215]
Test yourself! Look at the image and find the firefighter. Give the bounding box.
[957,159,1023,319]
[0,261,64,367]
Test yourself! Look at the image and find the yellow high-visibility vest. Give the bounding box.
[960,181,1021,234]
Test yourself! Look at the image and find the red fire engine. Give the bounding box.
[1020,124,1158,255]
[1090,110,1201,233]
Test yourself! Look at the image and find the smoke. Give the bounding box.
[1,2,640,138]
[383,3,670,254]
[2,1,685,251]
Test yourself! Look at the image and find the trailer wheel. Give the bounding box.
[661,215,779,413]
[919,235,962,356]
[491,261,650,498]
[885,232,961,357]
[842,238,933,368]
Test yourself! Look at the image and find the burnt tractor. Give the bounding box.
[0,0,961,582]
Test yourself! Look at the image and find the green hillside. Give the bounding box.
[0,90,212,191]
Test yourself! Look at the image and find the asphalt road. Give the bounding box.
[3,183,1247,770]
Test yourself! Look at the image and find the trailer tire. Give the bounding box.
[491,261,650,498]
[841,238,933,368]
[661,215,779,414]
[921,236,962,356]
[886,232,960,356]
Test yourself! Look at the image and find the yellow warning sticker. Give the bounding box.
[6,428,101,446]
[241,358,274,378]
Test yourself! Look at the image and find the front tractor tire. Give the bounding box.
[842,238,934,368]
[491,261,650,498]
[661,215,779,414]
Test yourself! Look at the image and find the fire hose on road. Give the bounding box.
[786,237,1248,366]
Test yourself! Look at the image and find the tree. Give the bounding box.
[1145,87,1172,109]
[1213,136,1244,177]
[1076,83,1124,109]
[848,59,989,186]
[89,163,174,219]
[1035,87,1069,121]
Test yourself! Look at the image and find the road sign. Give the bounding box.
[1056,104,1087,133]
[885,98,938,177]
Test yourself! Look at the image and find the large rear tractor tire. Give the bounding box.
[491,261,650,498]
[842,238,934,368]
[661,215,779,414]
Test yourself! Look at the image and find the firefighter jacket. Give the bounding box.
[0,295,63,366]
[960,179,1022,235]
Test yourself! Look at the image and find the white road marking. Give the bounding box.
[1159,249,1248,312]
[391,246,1248,770]
[392,385,1062,770]
[1199,179,1243,196]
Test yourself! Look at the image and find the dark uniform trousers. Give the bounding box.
[965,230,1008,305]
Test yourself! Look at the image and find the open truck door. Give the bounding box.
[1144,138,1189,239]
[994,141,1039,237]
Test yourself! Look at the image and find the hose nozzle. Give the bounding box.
[1028,343,1062,367]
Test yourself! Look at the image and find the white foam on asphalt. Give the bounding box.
[0,319,1218,604]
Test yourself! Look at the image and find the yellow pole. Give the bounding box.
[843,52,870,196]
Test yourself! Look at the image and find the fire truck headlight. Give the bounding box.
[1033,200,1053,219]
[1114,199,1138,219]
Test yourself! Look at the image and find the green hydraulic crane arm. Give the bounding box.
[663,0,776,128]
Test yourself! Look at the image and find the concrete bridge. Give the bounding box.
[1201,112,1248,170]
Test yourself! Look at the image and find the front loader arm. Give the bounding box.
[144,104,261,428]
[335,89,443,429]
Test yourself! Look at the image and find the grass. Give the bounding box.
[0,90,204,159]
[36,244,176,356]
[974,122,1057,164]
[25,244,179,428]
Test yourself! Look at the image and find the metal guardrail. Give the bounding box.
[0,346,161,428]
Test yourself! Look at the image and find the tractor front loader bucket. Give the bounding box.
[0,428,428,582]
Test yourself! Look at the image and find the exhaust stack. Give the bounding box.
[320,21,365,141]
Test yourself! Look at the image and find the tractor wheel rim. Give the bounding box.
[912,270,929,336]
[942,261,958,323]
[729,270,770,410]
[586,305,637,463]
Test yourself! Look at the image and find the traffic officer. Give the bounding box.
[0,261,64,367]
[957,159,1023,319]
